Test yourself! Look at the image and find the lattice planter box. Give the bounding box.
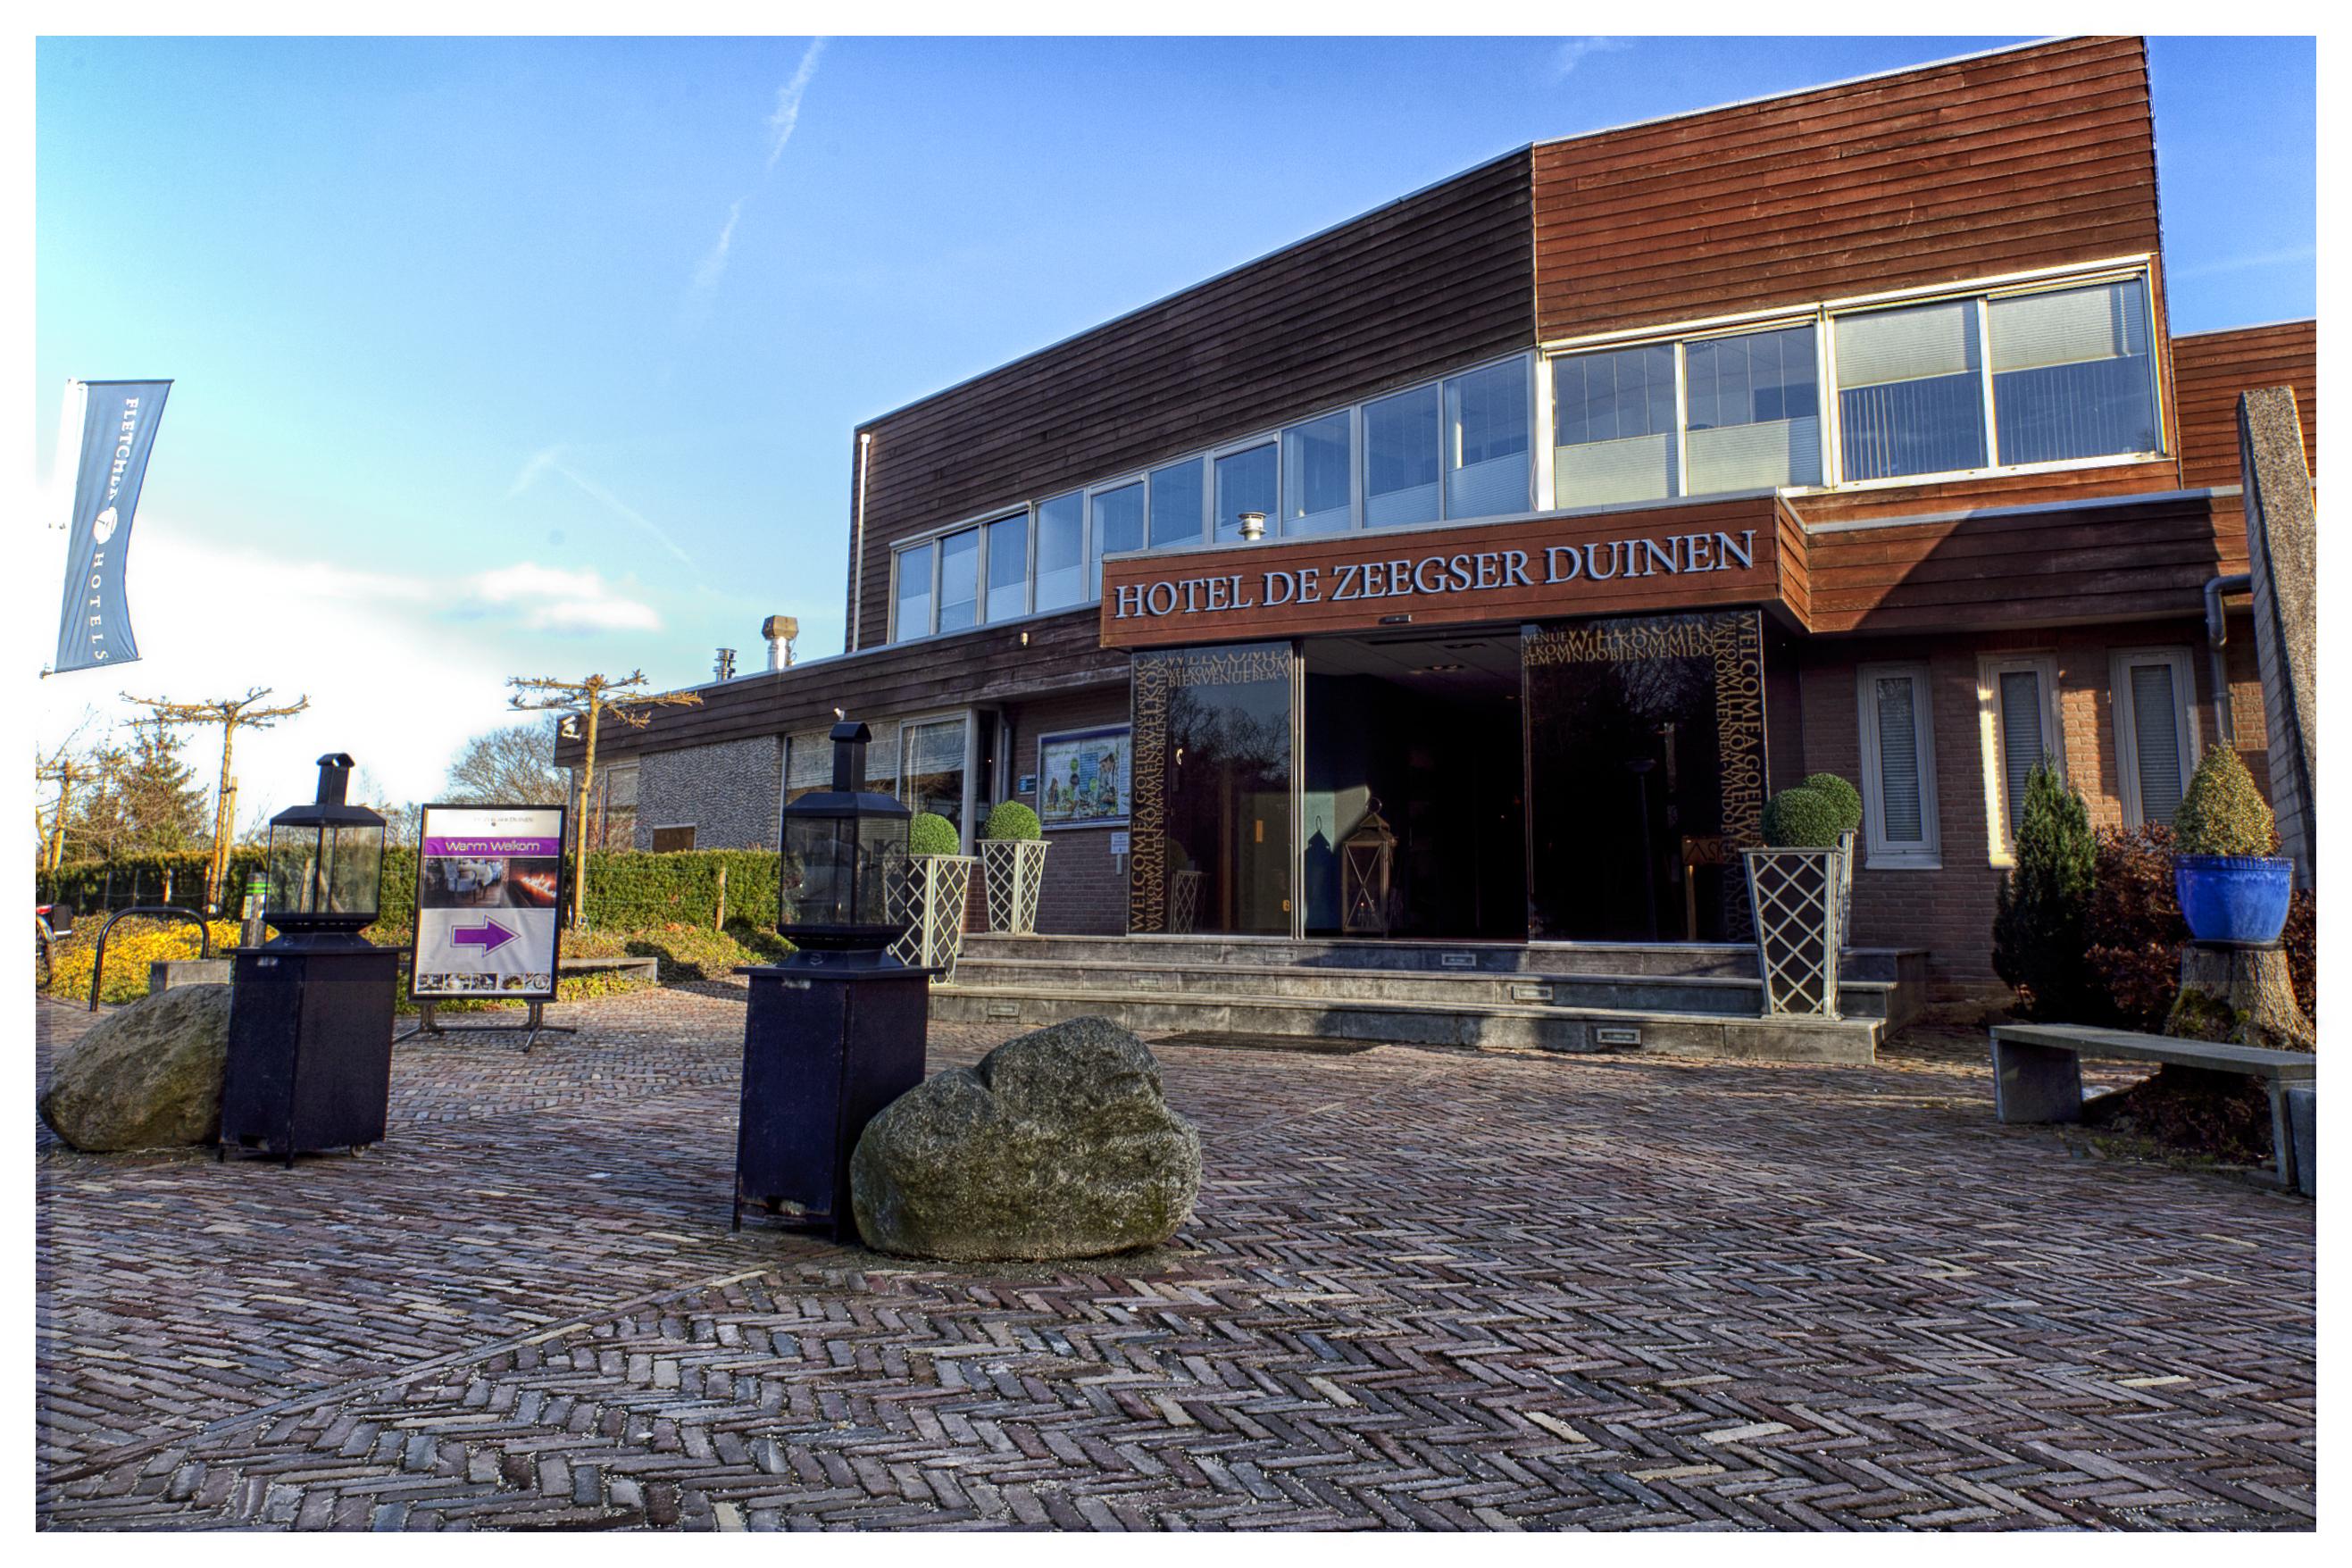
[1742,845,1847,1019]
[980,839,1051,935]
[886,854,975,983]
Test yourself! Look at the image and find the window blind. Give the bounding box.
[1555,431,1676,507]
[785,730,832,791]
[1989,279,2150,373]
[1873,676,1925,843]
[1998,670,2047,838]
[2130,663,2186,824]
[864,721,900,787]
[1687,416,1822,494]
[1834,300,1980,389]
[903,718,965,777]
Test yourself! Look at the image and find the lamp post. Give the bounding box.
[218,753,398,1164]
[733,721,933,1238]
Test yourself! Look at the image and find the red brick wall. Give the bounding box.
[1789,616,2271,996]
[1004,686,1132,936]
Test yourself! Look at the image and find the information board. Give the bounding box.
[409,804,566,1001]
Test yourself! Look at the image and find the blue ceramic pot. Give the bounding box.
[2173,855,2293,945]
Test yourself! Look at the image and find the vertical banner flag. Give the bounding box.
[53,379,172,673]
[408,805,568,1003]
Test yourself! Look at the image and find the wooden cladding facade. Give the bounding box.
[847,148,1535,650]
[2172,321,2318,488]
[555,609,1124,768]
[1530,37,2162,346]
[1097,496,1794,649]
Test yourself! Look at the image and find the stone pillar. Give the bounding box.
[2238,388,2318,888]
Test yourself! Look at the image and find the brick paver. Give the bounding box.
[36,988,2314,1530]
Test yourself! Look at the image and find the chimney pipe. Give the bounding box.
[763,614,799,671]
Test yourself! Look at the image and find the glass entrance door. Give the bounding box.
[1522,611,1766,942]
[1129,641,1296,935]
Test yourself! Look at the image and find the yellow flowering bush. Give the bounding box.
[41,916,249,1005]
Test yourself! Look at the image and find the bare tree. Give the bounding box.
[507,671,702,928]
[442,720,569,806]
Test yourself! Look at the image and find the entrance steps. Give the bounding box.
[930,934,1927,1065]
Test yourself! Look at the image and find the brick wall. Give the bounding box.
[631,737,781,852]
[1792,614,2273,997]
[1003,686,1132,936]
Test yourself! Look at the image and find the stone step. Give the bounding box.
[945,954,1899,1022]
[928,980,1880,1065]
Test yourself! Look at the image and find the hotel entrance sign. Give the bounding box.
[408,804,566,1002]
[1099,493,1796,648]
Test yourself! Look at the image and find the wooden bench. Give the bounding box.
[1989,1022,2315,1191]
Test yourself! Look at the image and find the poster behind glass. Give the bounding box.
[1037,725,1130,830]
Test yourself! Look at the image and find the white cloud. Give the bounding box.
[505,444,563,498]
[33,524,665,826]
[506,449,696,568]
[681,37,828,327]
[764,38,828,172]
[692,198,744,296]
[1552,37,1631,79]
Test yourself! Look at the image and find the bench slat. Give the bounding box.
[1991,1023,2315,1079]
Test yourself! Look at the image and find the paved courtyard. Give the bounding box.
[36,986,2314,1530]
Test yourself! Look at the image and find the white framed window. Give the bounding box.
[1551,321,1823,506]
[2109,647,2198,829]
[1033,491,1086,612]
[891,538,934,641]
[1856,663,1940,869]
[982,511,1029,623]
[1976,653,2064,863]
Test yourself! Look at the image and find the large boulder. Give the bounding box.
[851,1016,1201,1261]
[39,983,233,1152]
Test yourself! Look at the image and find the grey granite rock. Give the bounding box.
[850,1016,1201,1261]
[39,982,232,1151]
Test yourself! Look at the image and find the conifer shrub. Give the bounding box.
[1760,787,1844,847]
[2173,745,2279,857]
[1991,762,2099,1020]
[981,800,1042,841]
[1800,772,1864,835]
[907,813,962,857]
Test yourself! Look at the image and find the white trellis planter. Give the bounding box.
[980,838,1051,934]
[1742,844,1847,1019]
[1168,869,1206,934]
[887,854,975,982]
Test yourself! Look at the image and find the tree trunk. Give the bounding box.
[2166,942,2314,1053]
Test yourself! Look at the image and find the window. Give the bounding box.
[595,763,638,851]
[1444,360,1531,518]
[1034,491,1085,611]
[936,528,980,633]
[1990,278,2158,466]
[893,539,934,639]
[1363,383,1440,527]
[1282,411,1351,536]
[900,715,968,838]
[649,825,695,853]
[784,728,833,807]
[1087,480,1144,596]
[984,512,1028,622]
[1856,663,1939,868]
[2111,648,2196,829]
[1835,300,1988,481]
[1977,654,2064,861]
[1148,458,1205,549]
[1554,342,1678,505]
[1684,324,1822,494]
[863,720,900,793]
[1214,443,1277,543]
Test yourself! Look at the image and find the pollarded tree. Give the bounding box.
[1991,760,2101,1022]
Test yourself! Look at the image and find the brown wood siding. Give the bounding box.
[2172,321,2318,488]
[1800,491,2237,635]
[1772,496,1812,628]
[556,609,1126,767]
[1794,458,2181,528]
[1531,38,2160,344]
[849,149,1537,649]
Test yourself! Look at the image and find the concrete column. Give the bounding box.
[2237,388,2318,888]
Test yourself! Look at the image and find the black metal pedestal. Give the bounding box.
[733,961,931,1240]
[219,941,401,1164]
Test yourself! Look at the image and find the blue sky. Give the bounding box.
[31,34,2317,820]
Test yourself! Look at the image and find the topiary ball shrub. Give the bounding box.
[1760,787,1845,847]
[907,813,962,857]
[2173,745,2279,858]
[981,800,1042,842]
[1800,772,1864,834]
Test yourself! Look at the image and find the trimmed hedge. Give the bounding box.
[1760,788,1845,847]
[981,800,1042,841]
[2174,745,2278,858]
[908,813,961,857]
[1800,772,1864,834]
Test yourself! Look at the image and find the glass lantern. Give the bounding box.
[778,721,911,957]
[1340,797,1398,936]
[264,753,388,938]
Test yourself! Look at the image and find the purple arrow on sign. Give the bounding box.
[452,918,519,954]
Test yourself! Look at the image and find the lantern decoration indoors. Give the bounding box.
[1340,797,1398,936]
[218,753,401,1165]
[778,721,912,960]
[735,717,932,1240]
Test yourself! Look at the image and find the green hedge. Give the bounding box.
[39,848,268,914]
[44,846,785,934]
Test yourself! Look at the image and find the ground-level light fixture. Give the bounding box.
[1341,797,1399,937]
[219,753,400,1164]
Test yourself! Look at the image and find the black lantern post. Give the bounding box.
[733,721,933,1238]
[218,753,400,1164]
[1340,797,1398,936]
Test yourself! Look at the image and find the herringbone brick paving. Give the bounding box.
[35,988,2314,1530]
